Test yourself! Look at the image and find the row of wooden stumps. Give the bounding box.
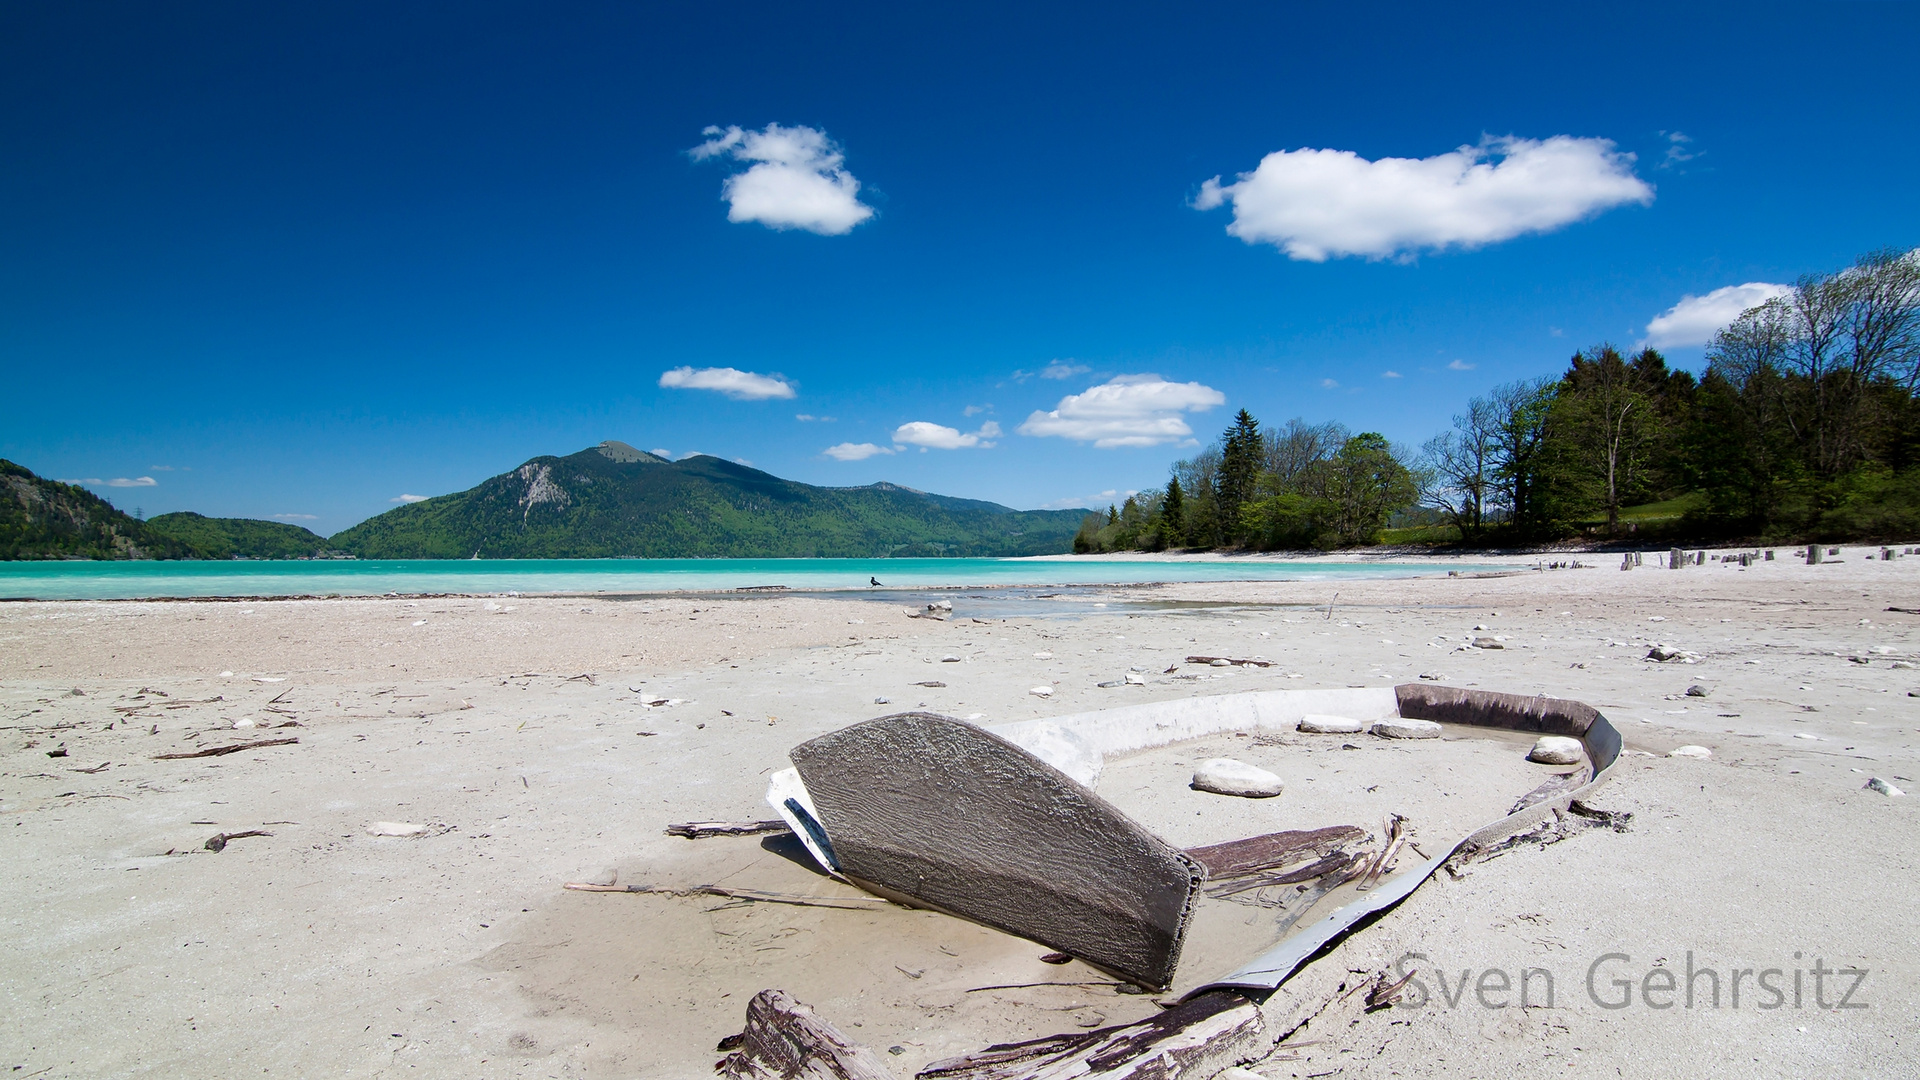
[717,987,1267,1080]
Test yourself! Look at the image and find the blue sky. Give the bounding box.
[3,2,1916,533]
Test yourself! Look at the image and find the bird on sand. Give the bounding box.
[870,577,882,587]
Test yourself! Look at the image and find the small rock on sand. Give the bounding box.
[366,821,432,837]
[941,655,961,663]
[1372,718,1442,739]
[1528,735,1585,764]
[1209,658,1233,667]
[1470,637,1503,650]
[1191,758,1284,798]
[1124,672,1146,685]
[1029,685,1053,698]
[1419,672,1445,681]
[1298,714,1367,734]
[1668,745,1713,759]
[1685,684,1712,697]
[1864,777,1905,796]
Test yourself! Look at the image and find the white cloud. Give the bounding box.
[1320,378,1340,389]
[1039,488,1139,511]
[1041,361,1091,380]
[1447,359,1477,371]
[1660,131,1697,169]
[690,123,874,235]
[1643,282,1792,349]
[149,465,180,471]
[1382,370,1403,379]
[104,476,157,488]
[892,420,1002,450]
[1017,374,1226,449]
[391,494,429,504]
[794,414,836,422]
[823,442,893,461]
[734,457,753,467]
[1194,135,1654,261]
[650,448,672,459]
[272,513,318,520]
[659,365,796,400]
[962,404,990,417]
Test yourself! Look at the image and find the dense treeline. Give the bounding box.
[1078,248,1920,552]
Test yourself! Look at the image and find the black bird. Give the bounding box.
[870,577,882,587]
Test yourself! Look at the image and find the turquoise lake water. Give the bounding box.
[0,557,1488,601]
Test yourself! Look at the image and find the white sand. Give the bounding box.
[3,549,1917,1077]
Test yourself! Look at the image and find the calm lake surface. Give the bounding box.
[0,557,1493,601]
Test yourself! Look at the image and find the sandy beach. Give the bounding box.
[3,549,1917,1078]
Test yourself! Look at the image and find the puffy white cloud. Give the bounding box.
[1194,135,1653,261]
[391,494,429,503]
[892,420,1002,450]
[690,123,874,235]
[272,513,318,520]
[1017,374,1226,449]
[823,442,893,461]
[1643,282,1792,349]
[1447,359,1476,371]
[650,448,672,459]
[658,365,797,400]
[104,476,157,487]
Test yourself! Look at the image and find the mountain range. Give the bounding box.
[0,443,1088,560]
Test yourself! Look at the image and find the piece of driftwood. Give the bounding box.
[1184,825,1366,880]
[1205,852,1357,899]
[204,829,271,852]
[789,712,1201,990]
[664,819,791,839]
[1182,655,1273,668]
[718,989,899,1080]
[918,990,1263,1080]
[562,882,889,910]
[1508,771,1585,814]
[153,737,299,760]
[1356,815,1407,892]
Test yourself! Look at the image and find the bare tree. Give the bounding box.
[1420,396,1499,538]
[1262,418,1349,489]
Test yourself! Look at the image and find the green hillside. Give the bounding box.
[0,460,199,560]
[328,441,1088,558]
[146,512,330,559]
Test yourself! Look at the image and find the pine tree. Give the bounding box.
[1215,409,1261,545]
[1160,478,1185,547]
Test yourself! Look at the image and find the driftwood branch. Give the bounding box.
[918,990,1264,1080]
[1184,825,1366,880]
[562,882,887,911]
[718,989,899,1080]
[1182,655,1273,668]
[153,738,299,760]
[664,819,791,839]
[204,830,271,852]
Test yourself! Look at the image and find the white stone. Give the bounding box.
[941,655,961,663]
[1033,651,1054,659]
[1470,637,1504,650]
[1685,684,1712,697]
[1190,758,1284,798]
[1418,671,1445,681]
[366,821,430,837]
[1371,718,1443,739]
[1528,735,1585,764]
[232,718,255,729]
[1668,745,1712,759]
[1298,714,1367,734]
[1124,672,1146,685]
[1865,777,1906,796]
[1209,658,1233,667]
[1029,686,1053,698]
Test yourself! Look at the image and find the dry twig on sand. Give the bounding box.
[153,738,298,760]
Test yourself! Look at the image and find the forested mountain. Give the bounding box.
[144,512,330,559]
[0,460,199,560]
[326,441,1087,558]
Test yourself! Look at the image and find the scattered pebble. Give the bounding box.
[366,821,437,837]
[1865,777,1906,796]
[1528,735,1585,764]
[233,719,255,729]
[1029,686,1053,698]
[1418,672,1445,681]
[874,697,891,705]
[1685,684,1712,697]
[1668,745,1713,759]
[1096,679,1125,688]
[1470,637,1503,650]
[1190,758,1284,798]
[1124,672,1146,685]
[1298,714,1367,734]
[1033,651,1053,660]
[1372,718,1442,740]
[941,655,961,663]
